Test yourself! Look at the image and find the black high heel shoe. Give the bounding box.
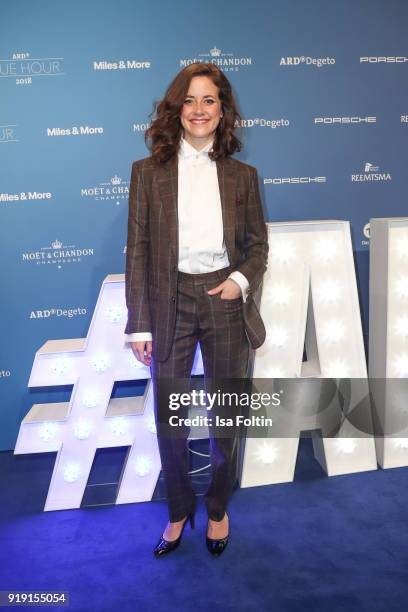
[153,506,196,557]
[206,512,229,557]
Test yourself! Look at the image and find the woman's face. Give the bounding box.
[180,75,222,149]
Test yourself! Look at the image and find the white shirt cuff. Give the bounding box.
[125,332,153,342]
[228,271,250,303]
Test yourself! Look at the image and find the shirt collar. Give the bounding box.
[179,136,214,161]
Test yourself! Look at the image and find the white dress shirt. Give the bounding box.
[126,136,249,343]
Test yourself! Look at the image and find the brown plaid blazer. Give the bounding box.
[124,153,269,362]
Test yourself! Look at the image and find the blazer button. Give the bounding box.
[172,296,176,302]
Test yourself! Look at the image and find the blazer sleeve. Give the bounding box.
[234,166,269,296]
[124,161,151,335]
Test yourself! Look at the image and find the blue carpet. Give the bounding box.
[1,439,407,612]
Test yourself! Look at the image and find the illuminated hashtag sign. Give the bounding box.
[240,220,378,488]
[369,218,408,468]
[15,228,380,511]
[14,274,203,511]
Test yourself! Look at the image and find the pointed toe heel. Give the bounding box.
[206,513,229,557]
[153,505,196,558]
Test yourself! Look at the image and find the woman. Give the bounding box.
[124,62,268,557]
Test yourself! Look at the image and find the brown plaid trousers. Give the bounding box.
[151,264,250,521]
[125,153,269,521]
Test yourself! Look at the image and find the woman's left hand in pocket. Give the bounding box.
[207,278,242,300]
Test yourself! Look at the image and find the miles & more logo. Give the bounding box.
[47,126,103,136]
[93,59,151,71]
[0,190,52,203]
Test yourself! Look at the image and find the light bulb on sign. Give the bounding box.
[267,282,292,306]
[315,279,342,305]
[110,417,128,437]
[314,238,338,263]
[105,305,125,323]
[254,441,279,464]
[39,422,59,442]
[393,353,408,377]
[395,277,408,300]
[51,358,70,375]
[323,359,350,378]
[73,420,92,440]
[395,316,408,337]
[267,366,287,378]
[82,390,100,408]
[63,462,81,483]
[271,240,296,265]
[397,237,408,259]
[134,455,152,477]
[90,354,111,373]
[335,439,357,455]
[392,438,408,450]
[322,319,346,344]
[267,325,288,349]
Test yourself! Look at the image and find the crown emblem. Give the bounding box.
[52,239,62,249]
[210,46,221,57]
[111,174,121,185]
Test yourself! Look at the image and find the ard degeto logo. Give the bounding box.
[180,46,253,72]
[80,174,129,204]
[22,239,95,269]
[237,117,290,130]
[280,55,335,68]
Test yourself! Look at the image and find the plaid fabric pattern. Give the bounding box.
[125,154,269,361]
[151,265,250,522]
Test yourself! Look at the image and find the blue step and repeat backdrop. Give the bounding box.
[1,0,407,450]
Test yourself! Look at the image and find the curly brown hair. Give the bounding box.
[145,62,242,164]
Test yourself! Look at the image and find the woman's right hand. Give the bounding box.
[131,341,152,367]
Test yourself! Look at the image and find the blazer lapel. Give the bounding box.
[217,156,236,261]
[157,154,237,264]
[157,156,178,261]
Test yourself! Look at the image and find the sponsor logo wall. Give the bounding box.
[0,0,407,450]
